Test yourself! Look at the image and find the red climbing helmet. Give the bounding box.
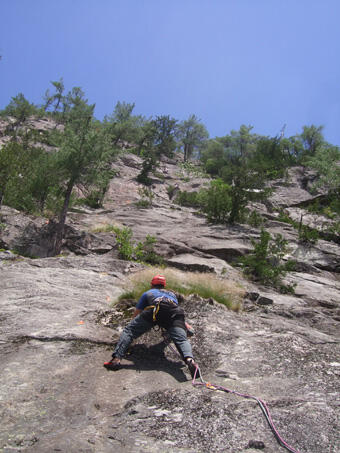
[151,274,166,287]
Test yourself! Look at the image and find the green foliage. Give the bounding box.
[299,125,325,160]
[49,85,115,254]
[134,199,151,209]
[253,137,290,179]
[136,150,157,186]
[245,210,265,228]
[152,115,177,159]
[166,185,177,199]
[136,115,178,184]
[277,210,296,225]
[136,187,154,208]
[298,225,319,244]
[324,221,340,236]
[103,101,144,147]
[199,179,232,223]
[1,93,40,124]
[76,169,116,209]
[3,82,340,263]
[277,210,321,245]
[77,190,103,209]
[43,78,65,117]
[305,194,340,229]
[178,161,208,179]
[201,140,225,175]
[329,194,340,216]
[204,157,221,175]
[239,229,296,292]
[177,114,209,161]
[306,144,340,192]
[0,141,23,205]
[112,227,162,264]
[201,126,272,223]
[277,210,320,245]
[0,141,61,214]
[113,226,135,260]
[174,178,265,227]
[174,190,201,208]
[134,235,164,265]
[133,120,157,156]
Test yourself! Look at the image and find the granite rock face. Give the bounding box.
[0,154,339,452]
[0,257,339,452]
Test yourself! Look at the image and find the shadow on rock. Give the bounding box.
[104,340,188,382]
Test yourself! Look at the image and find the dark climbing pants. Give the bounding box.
[112,313,193,360]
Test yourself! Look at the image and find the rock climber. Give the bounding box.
[104,274,200,378]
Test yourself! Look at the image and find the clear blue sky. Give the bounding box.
[1,0,340,144]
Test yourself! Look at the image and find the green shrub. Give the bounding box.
[174,190,201,207]
[298,225,319,244]
[136,187,154,208]
[134,235,164,265]
[239,229,296,292]
[245,210,265,228]
[178,161,208,179]
[135,199,151,209]
[322,207,336,220]
[277,210,297,226]
[325,221,340,236]
[113,226,135,260]
[136,156,154,186]
[174,180,233,224]
[113,226,162,264]
[307,192,340,218]
[329,195,340,216]
[166,184,177,199]
[76,190,104,209]
[200,179,232,223]
[277,210,320,245]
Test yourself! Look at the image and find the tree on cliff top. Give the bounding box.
[50,85,113,255]
[201,125,272,223]
[136,115,178,185]
[177,114,209,161]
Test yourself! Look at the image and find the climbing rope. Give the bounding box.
[191,366,300,453]
[162,330,300,453]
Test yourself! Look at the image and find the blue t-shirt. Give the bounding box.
[136,288,178,310]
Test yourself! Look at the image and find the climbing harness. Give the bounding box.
[162,331,300,453]
[145,296,177,322]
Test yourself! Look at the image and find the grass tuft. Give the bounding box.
[90,223,121,233]
[117,266,245,311]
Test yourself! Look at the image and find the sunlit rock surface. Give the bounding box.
[0,154,339,452]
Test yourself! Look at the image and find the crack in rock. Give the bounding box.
[12,334,113,346]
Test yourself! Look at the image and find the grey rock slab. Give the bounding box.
[1,151,340,451]
[267,167,324,208]
[166,253,241,280]
[291,240,340,272]
[0,259,122,342]
[285,271,340,302]
[0,258,339,452]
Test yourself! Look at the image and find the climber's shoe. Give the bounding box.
[185,358,200,379]
[103,358,121,371]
